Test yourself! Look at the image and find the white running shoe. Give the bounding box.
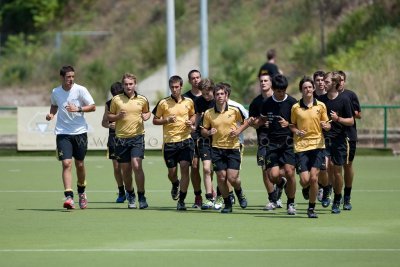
[276,198,283,208]
[263,201,276,211]
[287,203,296,215]
[317,188,323,202]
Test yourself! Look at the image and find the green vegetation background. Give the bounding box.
[0,0,399,105]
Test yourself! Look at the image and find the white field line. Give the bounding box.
[0,248,399,253]
[0,189,399,193]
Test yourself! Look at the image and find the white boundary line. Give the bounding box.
[0,248,399,252]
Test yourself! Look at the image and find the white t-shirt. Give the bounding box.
[50,83,95,135]
[228,99,249,144]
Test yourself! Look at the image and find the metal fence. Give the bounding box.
[1,105,399,150]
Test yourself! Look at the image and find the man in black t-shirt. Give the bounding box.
[259,74,297,215]
[319,72,354,214]
[338,70,362,211]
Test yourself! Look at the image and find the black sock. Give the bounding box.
[194,190,202,196]
[118,186,125,195]
[344,187,352,198]
[172,180,179,187]
[234,188,243,198]
[138,191,145,199]
[77,185,85,194]
[308,202,316,210]
[223,197,231,207]
[64,190,74,198]
[287,198,295,205]
[216,186,221,196]
[179,191,187,202]
[334,193,342,203]
[205,193,213,200]
[268,192,275,202]
[126,190,135,197]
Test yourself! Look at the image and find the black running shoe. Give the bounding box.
[171,180,180,201]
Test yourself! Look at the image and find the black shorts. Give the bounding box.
[348,140,357,162]
[163,138,195,168]
[115,135,145,163]
[211,147,241,171]
[257,145,267,167]
[197,137,212,161]
[264,141,295,169]
[295,149,325,174]
[56,133,88,161]
[107,135,117,160]
[325,136,349,166]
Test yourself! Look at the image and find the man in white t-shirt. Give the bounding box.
[46,65,96,210]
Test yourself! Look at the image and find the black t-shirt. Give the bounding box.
[106,99,115,136]
[318,93,354,138]
[258,62,279,78]
[260,94,297,142]
[341,89,361,141]
[249,94,269,144]
[194,96,215,136]
[183,90,201,139]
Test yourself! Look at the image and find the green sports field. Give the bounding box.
[0,154,399,266]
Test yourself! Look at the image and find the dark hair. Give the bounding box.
[188,69,201,80]
[337,70,346,81]
[271,74,288,90]
[313,70,325,81]
[266,49,276,60]
[60,65,74,77]
[213,82,229,96]
[218,82,232,96]
[169,75,183,87]
[110,82,123,96]
[299,76,315,92]
[199,78,214,92]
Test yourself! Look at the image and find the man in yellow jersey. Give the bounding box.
[152,75,196,211]
[108,73,151,209]
[290,76,331,218]
[201,83,253,213]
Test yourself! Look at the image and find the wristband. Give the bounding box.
[78,107,83,112]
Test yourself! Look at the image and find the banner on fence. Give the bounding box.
[17,107,163,151]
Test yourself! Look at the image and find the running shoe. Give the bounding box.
[171,181,180,201]
[238,193,247,209]
[201,199,214,210]
[214,196,224,210]
[275,177,287,202]
[138,196,148,209]
[116,192,126,203]
[221,204,232,213]
[264,201,276,211]
[307,208,318,218]
[177,201,187,211]
[343,196,352,210]
[78,193,87,209]
[276,198,283,208]
[317,188,323,202]
[331,201,341,214]
[192,195,203,208]
[63,196,75,210]
[127,193,137,209]
[321,197,331,208]
[287,203,296,215]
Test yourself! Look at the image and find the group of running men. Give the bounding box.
[48,66,360,218]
